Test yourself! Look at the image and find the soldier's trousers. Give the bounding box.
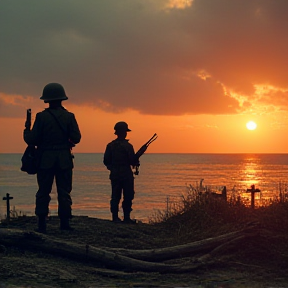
[110,177,135,214]
[35,167,73,218]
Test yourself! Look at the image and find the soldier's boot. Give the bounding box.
[123,211,136,224]
[112,212,122,223]
[36,215,46,233]
[60,217,74,231]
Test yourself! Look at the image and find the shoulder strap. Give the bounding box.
[46,109,76,149]
[46,109,67,136]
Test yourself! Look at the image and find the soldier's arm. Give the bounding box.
[103,144,112,170]
[68,113,81,144]
[23,113,41,146]
[128,144,140,167]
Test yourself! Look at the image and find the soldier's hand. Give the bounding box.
[25,121,31,130]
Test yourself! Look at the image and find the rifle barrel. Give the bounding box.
[145,133,158,147]
[25,108,32,130]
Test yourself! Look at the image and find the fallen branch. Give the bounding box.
[107,229,251,261]
[0,228,211,273]
[0,228,253,273]
[197,235,246,262]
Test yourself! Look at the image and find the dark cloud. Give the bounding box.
[0,0,287,117]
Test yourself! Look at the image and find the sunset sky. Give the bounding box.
[0,0,287,153]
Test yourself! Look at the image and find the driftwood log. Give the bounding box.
[0,228,252,273]
[107,229,247,261]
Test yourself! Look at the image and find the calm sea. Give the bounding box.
[0,153,287,222]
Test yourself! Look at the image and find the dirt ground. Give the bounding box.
[0,215,288,288]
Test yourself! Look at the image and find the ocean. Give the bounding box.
[0,153,287,222]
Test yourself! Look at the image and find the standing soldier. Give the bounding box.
[23,83,81,232]
[103,122,139,223]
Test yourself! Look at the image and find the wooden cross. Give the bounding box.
[2,193,13,222]
[246,185,261,209]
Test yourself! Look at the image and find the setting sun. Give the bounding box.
[246,121,257,130]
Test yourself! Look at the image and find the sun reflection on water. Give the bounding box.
[1,153,288,221]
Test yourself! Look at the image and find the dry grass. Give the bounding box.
[149,185,288,243]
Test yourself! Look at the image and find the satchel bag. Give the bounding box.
[21,145,38,175]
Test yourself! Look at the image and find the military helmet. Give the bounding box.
[114,121,131,134]
[40,83,68,103]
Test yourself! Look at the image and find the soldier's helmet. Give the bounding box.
[40,83,68,103]
[114,121,131,134]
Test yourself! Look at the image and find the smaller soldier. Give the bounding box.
[103,122,139,223]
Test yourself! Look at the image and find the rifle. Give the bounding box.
[134,133,158,175]
[25,109,32,130]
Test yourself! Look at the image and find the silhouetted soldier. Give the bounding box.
[103,122,139,223]
[23,83,81,232]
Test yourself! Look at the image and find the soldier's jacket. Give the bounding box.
[24,106,81,170]
[103,139,139,180]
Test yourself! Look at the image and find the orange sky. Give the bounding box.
[0,0,288,153]
[1,103,287,153]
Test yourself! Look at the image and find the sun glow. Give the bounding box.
[165,0,193,9]
[246,121,257,130]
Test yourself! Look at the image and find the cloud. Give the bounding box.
[253,85,288,111]
[0,93,35,118]
[0,0,287,117]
